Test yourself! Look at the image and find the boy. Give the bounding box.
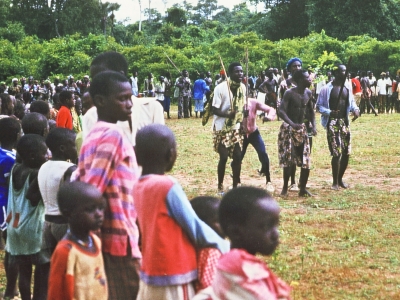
[190,196,224,292]
[134,124,229,299]
[48,181,107,300]
[21,112,49,137]
[0,117,20,299]
[194,187,291,300]
[71,70,141,299]
[56,90,74,130]
[5,134,49,300]
[38,128,77,265]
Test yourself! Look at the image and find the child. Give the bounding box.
[133,124,229,299]
[21,112,49,137]
[56,90,74,130]
[190,196,225,292]
[0,117,20,299]
[38,128,77,265]
[194,186,291,300]
[71,70,142,299]
[5,134,49,300]
[48,181,107,300]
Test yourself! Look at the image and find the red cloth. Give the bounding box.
[196,248,222,292]
[56,106,73,130]
[351,78,362,94]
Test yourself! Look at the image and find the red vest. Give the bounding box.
[134,175,197,280]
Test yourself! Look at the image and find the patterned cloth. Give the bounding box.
[327,118,351,157]
[213,129,244,158]
[196,248,222,292]
[71,121,141,258]
[278,122,311,169]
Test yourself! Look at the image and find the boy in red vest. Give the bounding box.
[133,124,229,300]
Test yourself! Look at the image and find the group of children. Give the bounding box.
[0,51,292,300]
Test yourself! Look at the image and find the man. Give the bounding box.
[154,75,165,108]
[130,70,139,97]
[212,62,246,193]
[144,73,154,97]
[385,72,393,113]
[7,78,21,96]
[360,71,378,116]
[258,70,278,110]
[377,72,388,113]
[316,64,360,190]
[204,71,213,106]
[278,69,315,197]
[193,73,210,118]
[176,70,191,118]
[83,51,164,147]
[351,72,362,107]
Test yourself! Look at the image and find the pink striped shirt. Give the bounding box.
[72,121,141,258]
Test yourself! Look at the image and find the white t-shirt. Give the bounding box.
[377,79,388,95]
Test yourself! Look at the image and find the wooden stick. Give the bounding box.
[219,55,233,109]
[164,52,181,74]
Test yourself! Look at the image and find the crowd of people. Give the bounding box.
[0,50,398,300]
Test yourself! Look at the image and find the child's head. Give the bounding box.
[191,196,224,238]
[90,51,129,77]
[89,71,132,123]
[45,127,77,162]
[58,181,106,233]
[21,112,49,137]
[219,186,280,256]
[16,134,48,168]
[135,124,176,174]
[0,117,21,148]
[59,90,74,109]
[30,100,50,119]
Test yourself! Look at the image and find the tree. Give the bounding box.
[192,0,218,24]
[165,5,188,27]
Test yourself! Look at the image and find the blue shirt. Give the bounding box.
[0,148,15,226]
[193,79,210,100]
[316,81,359,128]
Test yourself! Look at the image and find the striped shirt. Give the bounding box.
[72,121,141,258]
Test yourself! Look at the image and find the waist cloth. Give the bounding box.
[278,122,311,169]
[327,118,351,157]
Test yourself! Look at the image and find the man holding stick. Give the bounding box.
[317,63,360,190]
[212,62,246,194]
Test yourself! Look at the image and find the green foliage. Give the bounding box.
[0,21,26,43]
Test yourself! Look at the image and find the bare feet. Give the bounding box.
[299,189,313,197]
[339,182,349,189]
[331,184,340,190]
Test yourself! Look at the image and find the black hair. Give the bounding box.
[0,117,21,144]
[59,90,73,105]
[350,72,356,78]
[361,71,367,77]
[58,181,101,217]
[13,100,25,120]
[190,196,220,225]
[30,100,50,117]
[135,124,175,168]
[90,51,128,77]
[292,69,308,84]
[199,73,205,79]
[0,94,13,115]
[22,92,32,104]
[89,71,130,100]
[219,186,273,236]
[16,134,46,161]
[45,127,76,154]
[228,62,242,76]
[21,112,48,136]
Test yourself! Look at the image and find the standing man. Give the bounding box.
[377,72,388,113]
[163,72,172,119]
[259,70,278,110]
[130,70,139,97]
[176,70,191,118]
[360,71,378,116]
[204,71,213,106]
[212,62,246,193]
[193,73,210,118]
[278,69,315,197]
[316,64,360,190]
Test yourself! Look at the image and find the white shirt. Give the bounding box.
[377,78,388,95]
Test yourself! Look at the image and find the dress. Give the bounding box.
[48,233,108,300]
[316,82,359,157]
[133,174,229,300]
[193,249,291,300]
[0,148,16,227]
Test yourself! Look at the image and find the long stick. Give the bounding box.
[245,48,249,108]
[164,52,181,74]
[219,55,233,109]
[335,56,353,112]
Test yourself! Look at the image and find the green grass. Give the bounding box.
[1,108,400,299]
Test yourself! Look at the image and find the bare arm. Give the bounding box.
[278,90,302,129]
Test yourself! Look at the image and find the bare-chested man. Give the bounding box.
[259,70,278,110]
[278,69,316,197]
[316,64,360,190]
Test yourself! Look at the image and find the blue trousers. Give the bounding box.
[241,129,271,182]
